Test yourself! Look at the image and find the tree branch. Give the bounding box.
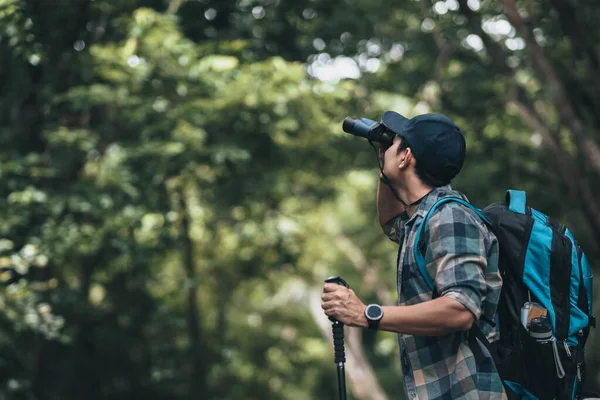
[418,1,458,84]
[548,0,600,75]
[167,0,186,14]
[509,92,600,239]
[547,0,600,130]
[453,0,600,242]
[499,0,600,176]
[456,0,512,75]
[510,95,575,184]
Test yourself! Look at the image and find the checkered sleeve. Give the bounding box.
[382,212,409,244]
[422,203,488,319]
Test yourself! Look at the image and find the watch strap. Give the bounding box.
[368,318,381,330]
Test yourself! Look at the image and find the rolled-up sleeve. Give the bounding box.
[383,212,409,244]
[422,204,488,319]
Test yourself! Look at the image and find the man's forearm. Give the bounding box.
[377,180,404,228]
[357,296,475,336]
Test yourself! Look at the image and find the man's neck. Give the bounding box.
[396,184,434,218]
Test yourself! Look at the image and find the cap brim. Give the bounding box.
[381,111,409,135]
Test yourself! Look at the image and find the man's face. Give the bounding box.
[378,135,407,184]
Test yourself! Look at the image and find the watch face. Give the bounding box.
[366,305,382,320]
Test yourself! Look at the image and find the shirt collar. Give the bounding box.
[406,185,466,224]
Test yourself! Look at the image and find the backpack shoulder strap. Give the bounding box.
[413,198,505,388]
[413,197,490,292]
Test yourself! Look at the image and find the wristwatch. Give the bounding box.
[364,304,384,330]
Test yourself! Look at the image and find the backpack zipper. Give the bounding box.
[551,337,566,378]
[563,340,571,357]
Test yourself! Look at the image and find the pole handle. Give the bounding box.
[325,276,349,288]
[324,276,350,323]
[324,276,349,363]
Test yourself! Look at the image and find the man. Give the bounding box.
[321,111,505,399]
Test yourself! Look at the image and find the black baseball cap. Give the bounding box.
[381,111,466,183]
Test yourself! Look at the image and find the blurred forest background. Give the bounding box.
[1,0,600,399]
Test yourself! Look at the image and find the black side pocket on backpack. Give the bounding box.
[519,325,559,400]
[556,344,580,400]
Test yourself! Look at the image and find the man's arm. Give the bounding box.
[323,203,489,335]
[376,297,474,335]
[377,179,405,229]
[322,284,475,336]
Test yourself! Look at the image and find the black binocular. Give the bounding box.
[342,117,396,148]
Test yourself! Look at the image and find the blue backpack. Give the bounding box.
[414,190,595,400]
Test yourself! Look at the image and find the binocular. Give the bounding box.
[342,117,396,148]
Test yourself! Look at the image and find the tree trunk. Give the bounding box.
[31,334,46,400]
[178,187,206,399]
[71,252,102,400]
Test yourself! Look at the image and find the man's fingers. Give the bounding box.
[322,304,337,318]
[323,283,350,294]
[321,292,333,302]
[321,299,339,310]
[321,283,356,321]
[323,283,341,293]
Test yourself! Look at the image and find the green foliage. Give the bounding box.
[1,0,600,398]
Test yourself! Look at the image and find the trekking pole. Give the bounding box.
[324,276,350,400]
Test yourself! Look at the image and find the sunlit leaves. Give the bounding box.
[4,0,600,398]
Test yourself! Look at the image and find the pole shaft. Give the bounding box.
[337,363,347,400]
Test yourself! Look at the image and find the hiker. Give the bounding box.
[321,111,505,399]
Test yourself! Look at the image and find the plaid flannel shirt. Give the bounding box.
[384,186,505,400]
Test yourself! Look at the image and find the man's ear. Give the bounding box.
[399,147,413,169]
